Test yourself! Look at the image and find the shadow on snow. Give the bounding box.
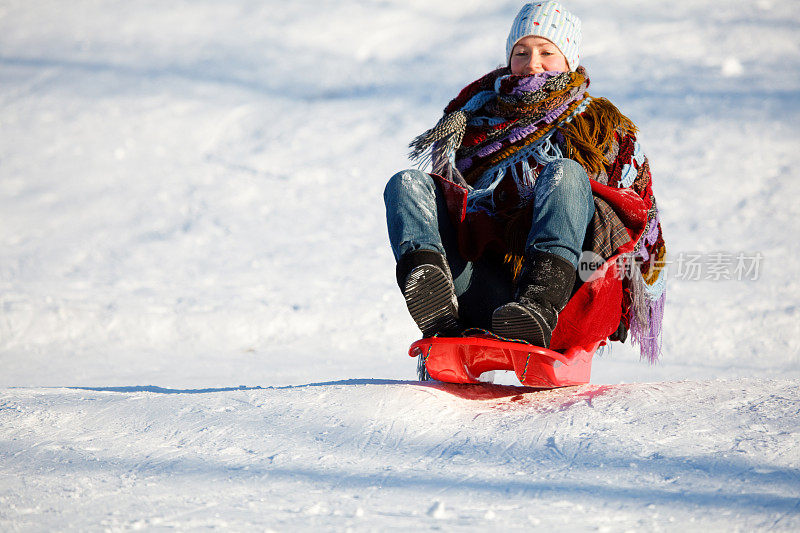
[68,379,568,400]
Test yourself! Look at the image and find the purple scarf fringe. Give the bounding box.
[630,291,665,364]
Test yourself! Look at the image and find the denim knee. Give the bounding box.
[384,169,436,205]
[533,158,592,210]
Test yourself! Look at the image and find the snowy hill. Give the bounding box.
[1,0,799,530]
[3,379,799,530]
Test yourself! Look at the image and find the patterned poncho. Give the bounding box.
[410,67,667,362]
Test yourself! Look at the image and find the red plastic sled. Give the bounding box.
[409,333,602,388]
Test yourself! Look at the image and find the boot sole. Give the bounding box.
[403,264,458,338]
[492,303,547,347]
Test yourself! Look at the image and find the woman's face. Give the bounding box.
[510,35,569,75]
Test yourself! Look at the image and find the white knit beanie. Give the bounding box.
[506,2,582,71]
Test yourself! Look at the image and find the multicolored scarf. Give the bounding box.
[410,66,636,208]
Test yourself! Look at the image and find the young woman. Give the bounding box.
[384,2,666,362]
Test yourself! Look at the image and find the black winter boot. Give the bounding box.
[396,249,460,338]
[491,251,576,348]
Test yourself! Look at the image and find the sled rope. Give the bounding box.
[520,352,533,382]
[460,328,533,346]
[461,328,535,383]
[423,333,439,366]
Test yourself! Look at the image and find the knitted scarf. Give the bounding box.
[410,66,636,205]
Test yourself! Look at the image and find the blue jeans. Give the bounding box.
[384,158,594,328]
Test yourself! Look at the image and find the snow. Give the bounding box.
[3,380,799,530]
[1,0,799,530]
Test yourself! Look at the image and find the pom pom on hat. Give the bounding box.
[506,1,582,71]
